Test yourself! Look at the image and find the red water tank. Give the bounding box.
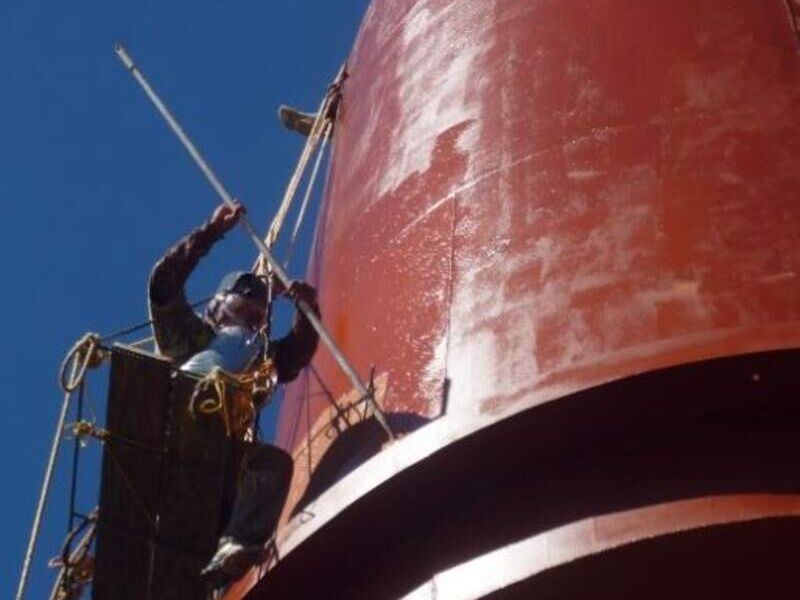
[231,1,800,598]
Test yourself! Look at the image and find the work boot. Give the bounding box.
[278,105,318,137]
[201,537,267,590]
[201,444,293,590]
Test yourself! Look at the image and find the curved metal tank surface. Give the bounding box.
[223,1,800,598]
[272,0,800,515]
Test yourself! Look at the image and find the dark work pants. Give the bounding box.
[222,443,293,546]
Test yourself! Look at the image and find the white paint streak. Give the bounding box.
[757,271,796,284]
[394,151,540,244]
[718,172,744,185]
[445,162,676,408]
[446,329,498,416]
[567,169,603,180]
[570,272,625,293]
[639,280,701,304]
[419,330,448,415]
[377,1,494,198]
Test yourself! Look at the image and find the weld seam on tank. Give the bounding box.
[440,195,458,418]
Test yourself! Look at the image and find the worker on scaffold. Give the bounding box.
[148,200,319,591]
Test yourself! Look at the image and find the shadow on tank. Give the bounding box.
[291,412,431,518]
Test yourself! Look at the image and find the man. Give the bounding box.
[149,201,318,378]
[149,201,319,589]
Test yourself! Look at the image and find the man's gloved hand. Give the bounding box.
[209,201,246,235]
[273,278,317,306]
[287,281,318,306]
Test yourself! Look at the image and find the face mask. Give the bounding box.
[205,292,266,331]
[179,325,262,376]
[229,273,268,302]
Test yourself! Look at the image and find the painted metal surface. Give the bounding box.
[273,0,800,523]
[231,348,800,599]
[222,1,800,597]
[400,494,800,600]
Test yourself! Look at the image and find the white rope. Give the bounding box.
[262,104,328,253]
[284,120,333,270]
[255,63,346,274]
[16,360,79,600]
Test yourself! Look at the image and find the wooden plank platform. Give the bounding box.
[93,345,248,600]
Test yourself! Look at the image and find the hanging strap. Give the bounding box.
[284,120,333,270]
[255,64,346,273]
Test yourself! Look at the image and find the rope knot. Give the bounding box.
[188,367,255,438]
[69,420,109,443]
[59,333,108,393]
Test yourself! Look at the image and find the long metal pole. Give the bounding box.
[114,44,393,440]
[15,362,78,600]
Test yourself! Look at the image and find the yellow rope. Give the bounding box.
[188,367,235,436]
[69,420,110,443]
[187,362,276,438]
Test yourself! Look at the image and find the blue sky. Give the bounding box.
[0,1,370,595]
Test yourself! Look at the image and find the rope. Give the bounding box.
[189,368,235,436]
[98,295,214,345]
[69,418,161,457]
[262,114,325,253]
[19,332,115,599]
[56,295,212,386]
[59,334,106,393]
[254,64,345,274]
[16,360,80,600]
[248,358,279,409]
[61,416,161,545]
[66,382,85,561]
[69,420,111,443]
[188,368,252,437]
[48,511,98,600]
[188,359,278,439]
[117,44,393,440]
[263,92,333,248]
[284,120,333,270]
[65,415,158,527]
[19,327,169,600]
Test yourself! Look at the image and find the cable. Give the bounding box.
[99,295,213,344]
[284,121,332,270]
[16,360,79,600]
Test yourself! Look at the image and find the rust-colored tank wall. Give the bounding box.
[275,0,800,510]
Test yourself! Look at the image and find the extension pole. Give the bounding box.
[114,44,394,440]
[15,362,78,600]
